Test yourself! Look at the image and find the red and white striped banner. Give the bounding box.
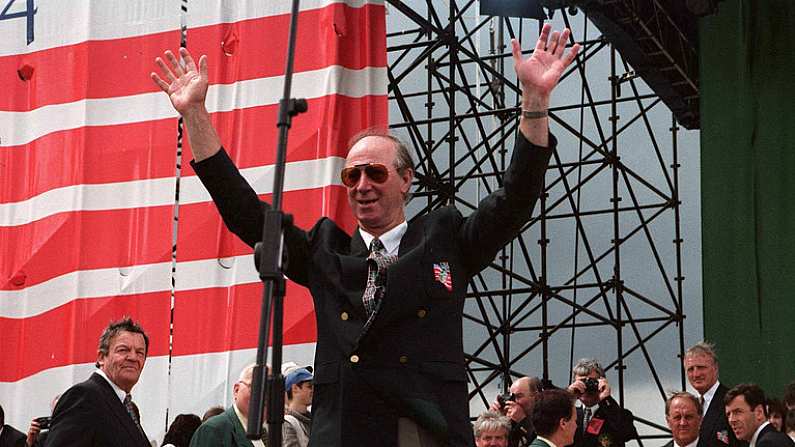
[0,0,386,440]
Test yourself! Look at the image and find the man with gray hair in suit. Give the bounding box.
[565,358,637,447]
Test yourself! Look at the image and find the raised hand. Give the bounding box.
[151,47,209,116]
[511,23,580,99]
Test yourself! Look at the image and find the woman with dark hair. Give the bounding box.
[161,414,202,447]
[769,398,788,431]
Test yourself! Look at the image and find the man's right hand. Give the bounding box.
[150,47,221,162]
[567,379,586,395]
[151,47,209,117]
[26,420,41,447]
[503,400,527,423]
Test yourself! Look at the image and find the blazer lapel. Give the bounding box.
[229,408,254,447]
[340,229,369,316]
[89,373,148,446]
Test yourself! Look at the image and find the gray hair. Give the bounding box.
[685,341,718,365]
[473,410,511,438]
[572,358,605,378]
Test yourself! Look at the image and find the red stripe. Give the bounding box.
[0,31,180,112]
[1,206,173,290]
[1,94,386,204]
[0,3,385,112]
[188,3,386,87]
[0,291,171,382]
[0,118,179,204]
[176,187,355,262]
[172,281,316,356]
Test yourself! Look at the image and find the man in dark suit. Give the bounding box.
[684,342,740,447]
[530,389,578,447]
[189,364,266,447]
[663,392,704,447]
[152,22,580,447]
[489,376,542,447]
[45,317,151,447]
[0,405,26,447]
[565,359,638,447]
[724,384,794,447]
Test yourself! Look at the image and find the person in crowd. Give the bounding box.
[202,406,225,422]
[768,399,787,432]
[46,317,151,447]
[565,358,638,447]
[0,405,26,447]
[152,21,579,447]
[531,389,578,447]
[282,364,313,447]
[664,392,704,447]
[189,364,267,447]
[24,394,60,447]
[474,411,511,447]
[785,410,795,442]
[490,376,541,447]
[162,414,202,447]
[784,383,795,411]
[724,384,794,447]
[684,342,740,447]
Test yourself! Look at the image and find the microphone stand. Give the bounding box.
[247,0,307,445]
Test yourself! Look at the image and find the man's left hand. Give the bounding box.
[598,377,611,401]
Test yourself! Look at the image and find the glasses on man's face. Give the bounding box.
[340,163,390,187]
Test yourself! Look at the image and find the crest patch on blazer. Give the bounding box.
[433,262,453,291]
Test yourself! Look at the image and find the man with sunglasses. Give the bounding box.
[153,23,579,447]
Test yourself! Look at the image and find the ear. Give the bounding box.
[400,168,414,194]
[96,350,106,369]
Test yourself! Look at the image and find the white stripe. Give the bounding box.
[0,0,382,57]
[0,356,171,442]
[0,262,173,318]
[186,0,383,28]
[174,255,260,293]
[0,0,180,57]
[0,156,344,226]
[0,177,177,226]
[166,345,316,424]
[0,65,387,147]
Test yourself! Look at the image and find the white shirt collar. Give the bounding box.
[581,401,600,415]
[359,221,407,256]
[95,368,128,403]
[537,435,559,447]
[700,381,720,415]
[750,421,770,447]
[675,437,700,447]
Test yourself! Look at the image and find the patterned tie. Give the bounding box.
[362,238,397,316]
[583,407,592,431]
[123,393,145,436]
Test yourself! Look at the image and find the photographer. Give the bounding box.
[566,359,638,447]
[490,377,541,447]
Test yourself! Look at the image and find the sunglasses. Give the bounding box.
[340,163,390,187]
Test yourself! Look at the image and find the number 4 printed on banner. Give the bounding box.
[0,0,37,45]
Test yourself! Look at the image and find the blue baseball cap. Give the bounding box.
[284,367,313,390]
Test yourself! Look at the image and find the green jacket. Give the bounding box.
[189,407,265,447]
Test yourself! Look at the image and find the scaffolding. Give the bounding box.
[385,1,692,442]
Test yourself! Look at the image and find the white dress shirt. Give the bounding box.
[359,221,408,256]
